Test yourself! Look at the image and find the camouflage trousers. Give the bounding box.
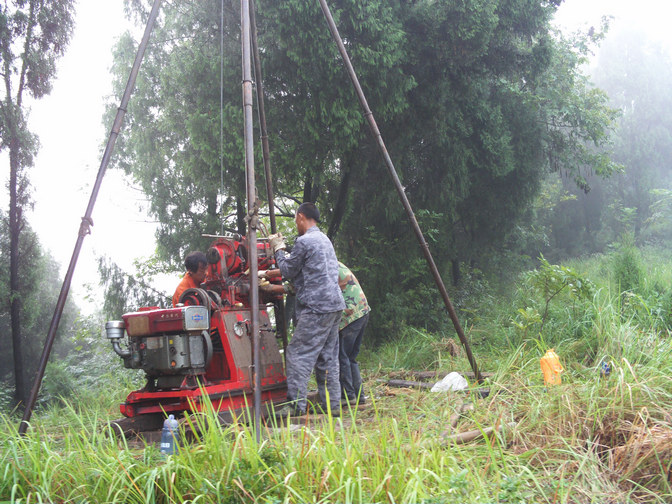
[285,310,341,413]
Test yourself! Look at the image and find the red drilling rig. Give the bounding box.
[105,235,287,432]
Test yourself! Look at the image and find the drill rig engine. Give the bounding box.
[105,235,287,427]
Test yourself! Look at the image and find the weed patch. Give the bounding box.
[3,250,672,502]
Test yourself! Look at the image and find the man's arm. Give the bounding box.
[172,274,193,307]
[262,268,281,279]
[338,265,351,292]
[275,238,306,280]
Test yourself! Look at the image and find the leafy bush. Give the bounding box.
[509,256,597,355]
[661,290,672,330]
[343,212,457,344]
[612,233,645,295]
[525,255,595,328]
[0,383,14,413]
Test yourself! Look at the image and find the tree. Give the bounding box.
[544,25,672,254]
[108,0,618,339]
[591,27,672,242]
[329,0,618,334]
[107,0,412,268]
[97,256,170,318]
[0,211,78,401]
[0,1,75,405]
[106,1,246,267]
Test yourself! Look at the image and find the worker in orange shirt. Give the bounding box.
[172,251,208,306]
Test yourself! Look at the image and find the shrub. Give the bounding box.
[612,233,645,295]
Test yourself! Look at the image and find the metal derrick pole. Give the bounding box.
[315,0,482,382]
[18,0,164,435]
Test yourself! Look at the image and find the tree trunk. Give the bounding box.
[302,171,322,204]
[327,165,351,240]
[9,133,26,408]
[581,191,596,252]
[303,172,313,203]
[236,197,246,236]
[451,258,461,287]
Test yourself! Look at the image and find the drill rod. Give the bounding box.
[240,0,262,442]
[249,0,288,359]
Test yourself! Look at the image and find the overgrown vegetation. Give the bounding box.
[0,213,81,409]
[3,1,672,502]
[0,0,76,407]
[3,249,672,503]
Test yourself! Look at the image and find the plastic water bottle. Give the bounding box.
[600,360,611,378]
[160,414,179,455]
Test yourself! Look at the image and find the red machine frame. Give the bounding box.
[107,236,287,428]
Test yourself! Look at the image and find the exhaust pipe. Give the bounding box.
[105,321,131,358]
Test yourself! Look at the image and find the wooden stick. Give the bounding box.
[385,380,490,399]
[388,370,493,381]
[444,402,473,433]
[448,412,460,430]
[442,421,516,444]
[387,379,434,389]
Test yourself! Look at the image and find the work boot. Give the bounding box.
[356,389,367,404]
[274,404,306,418]
[341,393,366,408]
[292,406,307,417]
[313,403,340,417]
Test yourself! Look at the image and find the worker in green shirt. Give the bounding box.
[337,262,370,404]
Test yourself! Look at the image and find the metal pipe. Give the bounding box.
[249,0,288,360]
[249,0,275,234]
[240,0,262,442]
[18,0,163,435]
[111,340,132,359]
[316,0,482,382]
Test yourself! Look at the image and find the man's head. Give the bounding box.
[185,251,208,282]
[295,202,320,236]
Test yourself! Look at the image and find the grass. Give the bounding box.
[2,249,672,503]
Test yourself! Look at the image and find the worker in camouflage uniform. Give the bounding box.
[268,202,345,416]
[337,262,370,404]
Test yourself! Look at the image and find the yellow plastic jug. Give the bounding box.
[540,349,563,386]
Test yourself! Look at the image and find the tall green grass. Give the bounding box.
[2,249,672,503]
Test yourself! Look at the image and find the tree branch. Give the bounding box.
[16,0,37,107]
